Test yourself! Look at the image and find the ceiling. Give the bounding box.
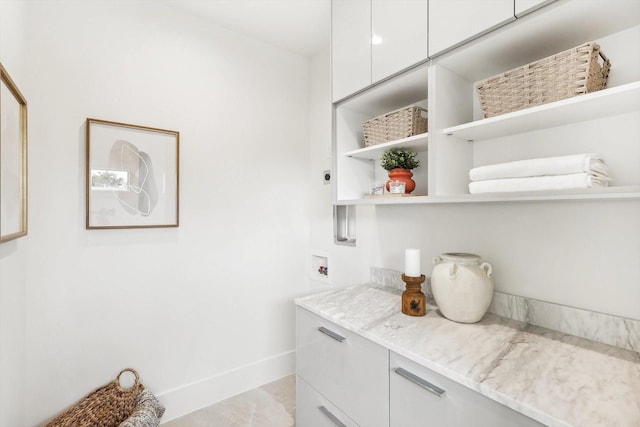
[159,0,331,58]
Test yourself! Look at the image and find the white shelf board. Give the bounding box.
[442,82,640,142]
[335,62,429,116]
[336,186,640,205]
[344,133,428,160]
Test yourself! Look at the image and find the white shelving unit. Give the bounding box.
[332,0,640,206]
[333,63,429,202]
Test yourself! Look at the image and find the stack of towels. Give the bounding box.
[469,153,610,194]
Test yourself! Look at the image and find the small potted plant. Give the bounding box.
[380,148,420,194]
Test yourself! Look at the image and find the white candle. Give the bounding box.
[405,249,421,277]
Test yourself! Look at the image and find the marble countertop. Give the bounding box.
[295,284,640,427]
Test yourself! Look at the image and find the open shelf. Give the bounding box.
[442,82,640,142]
[336,186,640,205]
[344,133,428,160]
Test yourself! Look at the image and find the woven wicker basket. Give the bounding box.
[476,42,611,118]
[47,369,144,427]
[362,105,428,147]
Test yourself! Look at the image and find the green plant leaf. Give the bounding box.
[380,148,420,171]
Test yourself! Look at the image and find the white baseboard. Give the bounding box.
[158,350,296,423]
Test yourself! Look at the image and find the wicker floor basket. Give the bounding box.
[47,369,144,427]
[362,105,428,147]
[476,42,611,118]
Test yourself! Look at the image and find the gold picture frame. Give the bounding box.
[0,63,28,243]
[86,118,179,229]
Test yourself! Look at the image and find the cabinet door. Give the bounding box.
[428,0,515,57]
[297,376,359,427]
[332,0,371,101]
[371,0,428,83]
[297,307,389,427]
[390,352,545,427]
[515,0,556,17]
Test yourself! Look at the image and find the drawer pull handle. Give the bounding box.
[318,326,346,343]
[395,367,446,397]
[318,405,348,427]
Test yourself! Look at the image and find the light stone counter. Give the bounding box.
[295,284,640,427]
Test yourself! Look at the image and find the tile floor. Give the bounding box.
[162,375,296,427]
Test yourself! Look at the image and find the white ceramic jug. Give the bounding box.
[431,253,494,323]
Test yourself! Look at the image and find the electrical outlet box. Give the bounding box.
[323,170,331,185]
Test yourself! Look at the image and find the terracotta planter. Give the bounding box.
[386,168,416,194]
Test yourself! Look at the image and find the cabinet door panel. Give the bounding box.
[296,377,359,427]
[428,0,515,57]
[390,355,448,426]
[372,0,428,83]
[332,0,371,101]
[296,307,389,427]
[390,352,545,427]
[515,0,556,17]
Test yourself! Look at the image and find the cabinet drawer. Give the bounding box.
[296,307,389,427]
[390,352,544,427]
[297,376,359,427]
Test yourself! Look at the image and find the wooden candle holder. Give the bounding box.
[401,274,426,317]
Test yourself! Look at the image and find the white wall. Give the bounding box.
[0,0,27,426]
[3,0,311,425]
[371,201,640,320]
[308,53,640,321]
[307,49,377,292]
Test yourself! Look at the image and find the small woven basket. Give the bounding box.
[362,105,428,147]
[476,41,611,118]
[47,369,144,427]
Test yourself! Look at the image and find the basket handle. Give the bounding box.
[598,51,609,63]
[117,368,140,390]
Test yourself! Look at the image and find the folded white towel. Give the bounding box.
[469,173,610,194]
[469,154,607,182]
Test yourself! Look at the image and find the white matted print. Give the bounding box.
[0,63,28,243]
[86,118,179,229]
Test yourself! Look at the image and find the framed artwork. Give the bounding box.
[86,118,179,229]
[0,63,28,243]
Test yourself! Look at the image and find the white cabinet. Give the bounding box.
[428,0,515,57]
[296,309,548,426]
[331,0,371,102]
[333,0,640,205]
[515,0,556,17]
[332,0,427,102]
[297,377,358,427]
[371,0,428,83]
[296,307,389,427]
[390,352,544,427]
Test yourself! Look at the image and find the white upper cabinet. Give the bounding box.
[332,0,371,101]
[332,0,428,101]
[515,0,556,17]
[428,0,515,57]
[371,0,428,83]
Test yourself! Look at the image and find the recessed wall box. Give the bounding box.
[334,205,356,246]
